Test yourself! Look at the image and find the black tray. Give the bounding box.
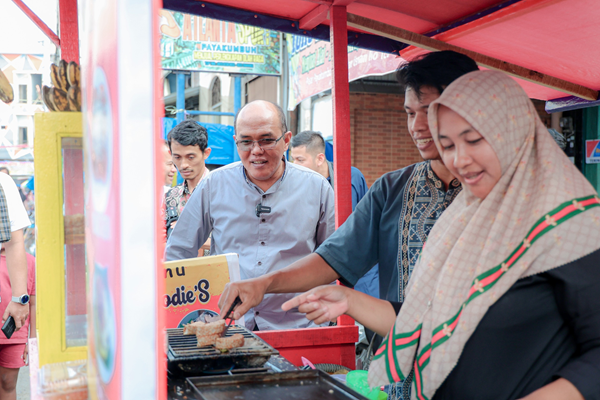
[186,369,369,400]
[167,325,278,376]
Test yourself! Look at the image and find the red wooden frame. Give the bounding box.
[11,0,60,48]
[11,0,79,62]
[58,0,79,62]
[330,5,355,327]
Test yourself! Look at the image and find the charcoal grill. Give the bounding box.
[167,325,279,376]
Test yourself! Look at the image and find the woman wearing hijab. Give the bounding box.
[283,70,600,399]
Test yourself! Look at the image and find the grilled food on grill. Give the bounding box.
[196,334,219,348]
[196,319,226,337]
[183,320,205,335]
[215,334,244,351]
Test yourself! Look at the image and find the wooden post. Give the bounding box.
[59,0,79,62]
[11,0,60,48]
[330,5,354,328]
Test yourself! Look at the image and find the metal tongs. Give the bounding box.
[223,296,242,336]
[200,296,242,335]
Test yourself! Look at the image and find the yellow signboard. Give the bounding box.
[164,253,241,328]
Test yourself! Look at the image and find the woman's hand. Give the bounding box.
[284,284,397,336]
[282,285,352,325]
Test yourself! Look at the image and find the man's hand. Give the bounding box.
[218,277,270,320]
[282,285,351,325]
[3,302,29,330]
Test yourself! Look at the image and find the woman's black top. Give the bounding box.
[390,248,600,400]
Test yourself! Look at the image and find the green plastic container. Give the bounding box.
[346,370,384,400]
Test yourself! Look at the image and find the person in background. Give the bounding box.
[285,70,600,400]
[165,120,211,240]
[290,131,368,210]
[289,131,376,297]
[0,171,32,334]
[0,168,9,176]
[162,141,177,193]
[0,246,35,400]
[166,100,335,331]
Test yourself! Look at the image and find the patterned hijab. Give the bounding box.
[368,70,600,399]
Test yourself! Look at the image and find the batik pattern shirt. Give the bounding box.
[164,168,210,233]
[165,181,192,222]
[397,162,462,303]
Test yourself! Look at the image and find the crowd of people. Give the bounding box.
[163,50,600,400]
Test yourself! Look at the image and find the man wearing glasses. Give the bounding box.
[166,100,335,331]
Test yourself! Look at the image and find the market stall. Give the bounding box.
[14,0,600,399]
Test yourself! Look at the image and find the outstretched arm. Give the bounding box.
[3,229,29,330]
[218,253,340,320]
[282,284,396,337]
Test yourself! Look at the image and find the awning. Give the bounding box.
[164,0,600,105]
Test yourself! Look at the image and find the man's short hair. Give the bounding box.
[290,131,326,156]
[396,50,479,97]
[167,120,208,152]
[0,167,9,175]
[234,101,288,136]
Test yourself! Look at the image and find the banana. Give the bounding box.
[67,85,81,111]
[50,63,62,90]
[52,87,69,111]
[58,60,69,91]
[42,85,56,111]
[67,61,80,87]
[0,70,13,104]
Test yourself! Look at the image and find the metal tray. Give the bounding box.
[186,370,369,400]
[167,325,279,376]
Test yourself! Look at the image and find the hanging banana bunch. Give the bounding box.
[43,60,81,112]
[0,70,13,104]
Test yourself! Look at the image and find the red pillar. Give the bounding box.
[330,5,352,227]
[330,6,354,327]
[59,0,79,62]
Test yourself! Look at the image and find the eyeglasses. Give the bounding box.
[235,133,285,152]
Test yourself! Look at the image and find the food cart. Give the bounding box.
[15,0,600,398]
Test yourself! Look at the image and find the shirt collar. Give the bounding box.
[241,157,288,194]
[183,167,210,195]
[182,180,191,196]
[425,161,461,191]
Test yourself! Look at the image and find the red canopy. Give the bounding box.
[166,0,600,102]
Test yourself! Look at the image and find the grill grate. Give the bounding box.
[168,326,274,358]
[167,325,278,376]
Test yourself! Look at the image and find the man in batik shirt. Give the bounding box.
[165,120,211,239]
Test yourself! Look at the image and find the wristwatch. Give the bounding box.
[11,294,30,305]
